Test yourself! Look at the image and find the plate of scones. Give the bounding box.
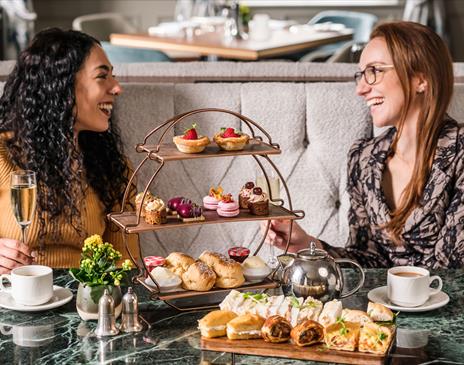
[144,250,272,294]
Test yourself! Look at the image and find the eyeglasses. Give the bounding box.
[354,65,394,85]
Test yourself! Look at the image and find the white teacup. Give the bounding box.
[387,266,442,307]
[0,265,53,306]
[249,14,271,42]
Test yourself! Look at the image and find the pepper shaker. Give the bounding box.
[94,289,119,337]
[120,287,144,333]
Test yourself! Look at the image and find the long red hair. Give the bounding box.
[371,22,454,243]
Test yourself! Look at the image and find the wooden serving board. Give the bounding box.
[201,337,394,365]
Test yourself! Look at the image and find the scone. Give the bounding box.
[173,123,210,153]
[199,251,245,288]
[165,252,195,277]
[182,260,216,291]
[213,127,250,151]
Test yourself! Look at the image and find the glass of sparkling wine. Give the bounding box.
[256,173,280,268]
[10,170,37,244]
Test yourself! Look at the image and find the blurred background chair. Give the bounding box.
[72,12,170,63]
[300,10,378,62]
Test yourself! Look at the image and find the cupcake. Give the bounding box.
[213,127,250,151]
[203,186,223,210]
[173,123,210,154]
[144,197,167,225]
[217,194,240,217]
[248,187,269,216]
[135,191,155,217]
[238,181,255,209]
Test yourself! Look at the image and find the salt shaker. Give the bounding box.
[120,287,144,333]
[94,289,119,337]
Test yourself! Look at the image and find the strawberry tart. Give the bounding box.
[173,123,210,153]
[213,127,250,151]
[217,194,240,217]
[203,186,223,210]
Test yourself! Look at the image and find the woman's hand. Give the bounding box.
[261,219,321,253]
[0,238,34,274]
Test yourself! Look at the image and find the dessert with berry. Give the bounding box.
[203,186,223,210]
[217,194,240,217]
[248,187,269,216]
[213,127,250,151]
[173,123,210,153]
[177,200,205,222]
[144,197,168,224]
[238,181,255,209]
[135,191,155,217]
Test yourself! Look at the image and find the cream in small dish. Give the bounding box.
[242,256,272,282]
[146,266,182,291]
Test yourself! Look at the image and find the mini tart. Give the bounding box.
[173,135,210,153]
[213,133,250,151]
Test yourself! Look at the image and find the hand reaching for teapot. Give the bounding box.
[0,238,35,274]
[261,219,322,253]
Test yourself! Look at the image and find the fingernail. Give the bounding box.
[31,251,37,258]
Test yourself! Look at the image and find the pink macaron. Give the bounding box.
[217,200,240,217]
[203,195,219,210]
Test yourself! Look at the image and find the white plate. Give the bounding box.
[0,286,73,312]
[367,286,449,312]
[145,278,184,292]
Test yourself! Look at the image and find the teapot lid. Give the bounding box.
[297,241,328,260]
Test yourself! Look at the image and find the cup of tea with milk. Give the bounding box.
[387,266,442,307]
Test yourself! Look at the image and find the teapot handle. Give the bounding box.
[335,258,365,299]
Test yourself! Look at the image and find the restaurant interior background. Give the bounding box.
[1,0,464,61]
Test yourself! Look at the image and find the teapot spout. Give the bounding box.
[277,253,296,269]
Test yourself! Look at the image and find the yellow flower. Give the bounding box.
[84,234,103,248]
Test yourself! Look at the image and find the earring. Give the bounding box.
[417,86,425,93]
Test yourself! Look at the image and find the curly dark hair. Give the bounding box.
[0,28,132,246]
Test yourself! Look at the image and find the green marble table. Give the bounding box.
[0,269,462,365]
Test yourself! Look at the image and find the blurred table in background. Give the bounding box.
[110,26,353,61]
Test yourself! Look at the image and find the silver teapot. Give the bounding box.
[278,242,365,303]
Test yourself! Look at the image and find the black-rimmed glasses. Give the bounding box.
[354,65,394,85]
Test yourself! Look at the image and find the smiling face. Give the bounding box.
[73,45,122,133]
[356,37,406,129]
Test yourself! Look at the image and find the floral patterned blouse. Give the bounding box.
[325,117,464,269]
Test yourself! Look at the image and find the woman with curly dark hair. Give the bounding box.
[0,28,137,273]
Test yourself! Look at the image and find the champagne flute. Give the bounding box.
[10,170,37,244]
[256,173,280,269]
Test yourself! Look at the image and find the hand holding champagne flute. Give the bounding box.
[10,170,37,246]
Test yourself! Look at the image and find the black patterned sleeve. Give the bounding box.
[322,139,390,268]
[430,151,464,269]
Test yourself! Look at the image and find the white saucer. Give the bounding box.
[0,286,73,312]
[367,286,449,312]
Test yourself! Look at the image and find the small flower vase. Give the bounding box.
[76,283,122,321]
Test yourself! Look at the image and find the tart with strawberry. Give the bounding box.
[173,123,210,153]
[213,127,250,151]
